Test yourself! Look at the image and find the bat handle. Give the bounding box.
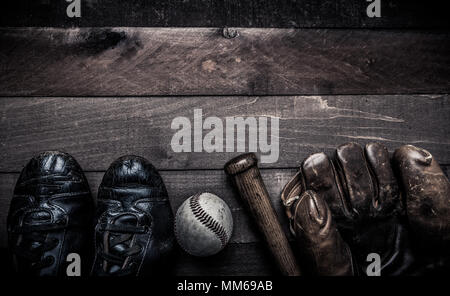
[225,153,301,276]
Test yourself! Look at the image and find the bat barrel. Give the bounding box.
[225,153,301,276]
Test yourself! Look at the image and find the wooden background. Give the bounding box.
[0,0,449,275]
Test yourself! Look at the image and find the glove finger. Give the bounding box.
[393,145,450,246]
[293,190,354,276]
[334,142,376,217]
[280,170,303,223]
[301,152,351,223]
[364,142,402,216]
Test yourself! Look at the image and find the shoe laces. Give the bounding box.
[98,222,148,275]
[11,220,66,270]
[11,174,79,271]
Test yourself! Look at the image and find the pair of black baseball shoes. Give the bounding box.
[7,151,174,276]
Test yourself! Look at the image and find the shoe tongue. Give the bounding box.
[113,214,138,227]
[23,210,52,225]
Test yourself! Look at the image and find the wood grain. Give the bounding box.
[1,0,448,28]
[0,242,281,276]
[172,242,281,276]
[0,28,449,96]
[225,153,301,275]
[0,95,449,171]
[0,169,298,249]
[1,165,448,274]
[1,164,448,248]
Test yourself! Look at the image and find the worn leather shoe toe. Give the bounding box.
[7,151,93,276]
[91,155,174,276]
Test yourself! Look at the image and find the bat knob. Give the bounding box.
[224,153,258,176]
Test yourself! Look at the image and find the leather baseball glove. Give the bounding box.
[281,143,450,276]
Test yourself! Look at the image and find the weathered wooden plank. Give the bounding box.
[172,242,281,276]
[0,175,11,248]
[1,0,448,28]
[0,28,448,96]
[0,168,291,275]
[0,169,298,249]
[2,164,449,249]
[0,95,449,171]
[0,242,281,276]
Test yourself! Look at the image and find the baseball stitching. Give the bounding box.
[189,193,229,247]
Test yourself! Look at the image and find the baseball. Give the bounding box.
[174,192,233,257]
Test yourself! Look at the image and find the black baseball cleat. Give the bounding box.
[91,155,175,276]
[7,151,94,276]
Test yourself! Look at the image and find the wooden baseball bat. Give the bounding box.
[224,153,301,276]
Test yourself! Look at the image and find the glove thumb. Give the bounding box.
[393,145,450,249]
[291,190,354,276]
